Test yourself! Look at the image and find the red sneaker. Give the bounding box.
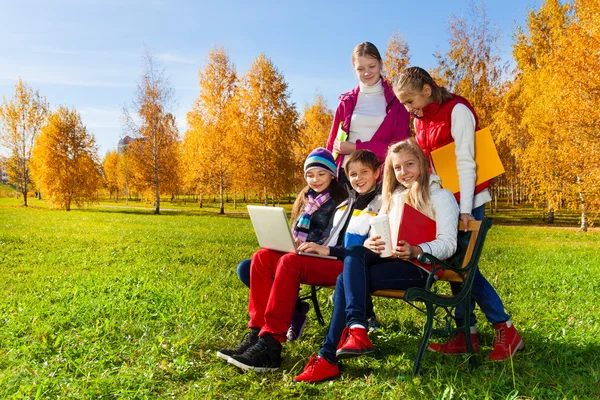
[336,326,374,359]
[293,355,340,383]
[490,321,524,361]
[427,329,479,354]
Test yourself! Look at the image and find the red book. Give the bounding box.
[398,203,438,273]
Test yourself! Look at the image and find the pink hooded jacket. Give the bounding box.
[326,79,410,173]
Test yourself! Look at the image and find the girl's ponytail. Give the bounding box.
[393,66,452,104]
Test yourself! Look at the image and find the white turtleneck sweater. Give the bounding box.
[348,79,386,144]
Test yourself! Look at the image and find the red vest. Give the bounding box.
[414,94,491,202]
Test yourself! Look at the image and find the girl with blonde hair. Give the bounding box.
[294,138,459,383]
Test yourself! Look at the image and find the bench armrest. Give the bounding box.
[417,252,465,278]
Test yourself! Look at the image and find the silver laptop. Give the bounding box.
[247,205,337,260]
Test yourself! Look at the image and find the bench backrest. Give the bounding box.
[438,218,492,282]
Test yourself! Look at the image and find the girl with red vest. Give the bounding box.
[393,66,524,361]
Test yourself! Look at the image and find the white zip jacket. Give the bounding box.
[385,174,459,261]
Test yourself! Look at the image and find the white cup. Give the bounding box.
[369,215,393,258]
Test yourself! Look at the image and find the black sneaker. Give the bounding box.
[216,329,259,361]
[228,334,282,372]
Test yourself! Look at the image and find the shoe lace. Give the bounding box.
[494,326,506,346]
[304,355,319,373]
[243,340,268,359]
[235,331,258,352]
[337,327,350,349]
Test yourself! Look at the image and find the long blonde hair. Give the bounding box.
[381,139,433,216]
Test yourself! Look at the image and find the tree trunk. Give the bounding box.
[199,193,203,208]
[496,184,500,212]
[219,178,225,215]
[546,208,554,224]
[263,184,268,206]
[510,183,515,206]
[153,129,160,214]
[22,164,29,207]
[577,175,587,232]
[233,189,237,210]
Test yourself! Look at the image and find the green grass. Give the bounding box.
[1,198,599,399]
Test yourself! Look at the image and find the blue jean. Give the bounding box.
[319,246,429,364]
[453,205,510,326]
[237,259,251,288]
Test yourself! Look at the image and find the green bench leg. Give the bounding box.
[310,285,326,326]
[413,302,435,376]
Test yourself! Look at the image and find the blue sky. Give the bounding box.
[0,0,542,156]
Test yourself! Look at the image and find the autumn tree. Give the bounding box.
[517,0,598,229]
[559,0,600,230]
[494,0,571,223]
[30,106,101,211]
[295,93,333,191]
[234,54,299,205]
[103,150,120,201]
[183,47,237,214]
[432,0,505,129]
[124,50,180,214]
[117,144,134,205]
[383,32,411,85]
[0,78,49,206]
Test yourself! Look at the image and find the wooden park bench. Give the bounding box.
[302,218,493,376]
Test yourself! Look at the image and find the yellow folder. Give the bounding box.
[430,127,505,194]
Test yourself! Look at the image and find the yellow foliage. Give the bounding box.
[124,51,180,213]
[383,32,411,85]
[295,94,333,188]
[432,1,503,129]
[0,78,49,206]
[233,54,299,204]
[103,150,120,200]
[493,0,600,228]
[31,106,101,211]
[183,47,237,212]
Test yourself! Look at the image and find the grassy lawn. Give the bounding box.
[1,197,599,399]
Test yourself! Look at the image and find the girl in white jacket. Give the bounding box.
[294,138,459,383]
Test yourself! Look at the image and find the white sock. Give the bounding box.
[350,324,366,330]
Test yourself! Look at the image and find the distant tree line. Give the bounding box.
[0,0,598,229]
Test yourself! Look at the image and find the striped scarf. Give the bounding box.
[292,189,331,243]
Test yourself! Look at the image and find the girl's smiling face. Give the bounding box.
[391,152,421,189]
[353,55,381,86]
[305,169,333,193]
[396,86,434,117]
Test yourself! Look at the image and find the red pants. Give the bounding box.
[248,248,343,342]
